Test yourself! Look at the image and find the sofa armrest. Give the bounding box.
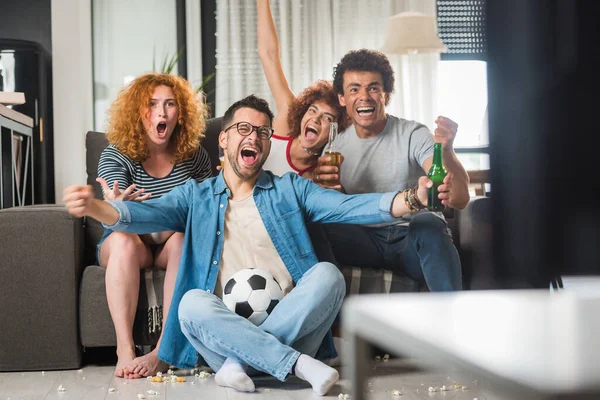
[454,196,496,289]
[0,205,84,370]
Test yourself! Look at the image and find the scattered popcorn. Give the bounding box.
[57,384,66,392]
[191,381,196,385]
[428,386,438,392]
[156,371,163,377]
[441,385,449,391]
[146,390,160,395]
[462,385,469,390]
[265,388,271,392]
[454,383,462,389]
[151,376,163,383]
[167,369,174,375]
[176,377,186,383]
[383,354,390,362]
[337,394,350,400]
[146,377,152,381]
[41,371,45,375]
[391,389,402,396]
[375,355,381,361]
[473,398,479,400]
[108,388,115,392]
[137,394,145,400]
[197,371,211,379]
[77,369,84,373]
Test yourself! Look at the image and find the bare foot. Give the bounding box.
[115,347,136,378]
[123,349,168,379]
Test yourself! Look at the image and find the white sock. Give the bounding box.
[294,354,339,396]
[214,358,255,392]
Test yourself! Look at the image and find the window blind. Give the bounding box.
[437,0,487,60]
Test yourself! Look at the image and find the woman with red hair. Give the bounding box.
[96,73,212,379]
[257,0,348,180]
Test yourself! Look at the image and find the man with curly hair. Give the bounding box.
[64,94,438,395]
[314,49,470,292]
[257,0,349,179]
[95,73,212,379]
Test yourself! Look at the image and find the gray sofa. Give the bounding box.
[0,117,493,371]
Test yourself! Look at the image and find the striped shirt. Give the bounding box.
[97,145,213,199]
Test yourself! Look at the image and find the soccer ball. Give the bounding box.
[223,268,284,326]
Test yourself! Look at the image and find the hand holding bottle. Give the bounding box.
[313,122,344,191]
[436,173,455,207]
[314,153,345,190]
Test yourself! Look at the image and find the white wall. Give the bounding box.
[51,0,93,203]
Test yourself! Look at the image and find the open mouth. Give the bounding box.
[304,125,319,141]
[240,146,258,165]
[156,122,167,136]
[357,106,375,117]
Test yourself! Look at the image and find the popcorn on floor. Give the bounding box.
[391,389,402,396]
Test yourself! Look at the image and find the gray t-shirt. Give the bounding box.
[331,114,434,225]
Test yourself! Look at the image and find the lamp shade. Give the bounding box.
[380,11,447,54]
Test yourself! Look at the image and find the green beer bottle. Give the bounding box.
[427,142,446,211]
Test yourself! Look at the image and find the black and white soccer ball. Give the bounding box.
[223,268,284,326]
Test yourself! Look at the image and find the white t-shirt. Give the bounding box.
[214,194,294,298]
[263,135,315,177]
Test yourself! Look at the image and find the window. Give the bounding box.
[436,0,489,193]
[437,59,488,171]
[92,0,178,131]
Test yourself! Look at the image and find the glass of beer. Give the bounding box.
[320,122,341,186]
[219,146,225,168]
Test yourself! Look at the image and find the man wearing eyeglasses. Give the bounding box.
[63,94,434,396]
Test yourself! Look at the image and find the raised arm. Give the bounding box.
[257,0,295,132]
[430,116,470,209]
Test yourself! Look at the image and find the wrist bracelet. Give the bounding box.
[404,188,419,212]
[403,189,415,212]
[411,186,426,210]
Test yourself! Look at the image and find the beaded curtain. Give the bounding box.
[214,0,440,127]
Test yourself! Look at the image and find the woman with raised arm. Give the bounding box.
[96,73,212,379]
[257,0,349,179]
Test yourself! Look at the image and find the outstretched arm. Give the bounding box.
[257,0,295,132]
[64,185,120,225]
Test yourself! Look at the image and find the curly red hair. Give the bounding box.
[106,73,208,163]
[287,80,350,137]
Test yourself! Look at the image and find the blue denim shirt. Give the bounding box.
[104,170,399,368]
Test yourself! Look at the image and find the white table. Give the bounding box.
[342,287,600,399]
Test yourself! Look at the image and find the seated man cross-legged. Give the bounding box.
[63,94,439,396]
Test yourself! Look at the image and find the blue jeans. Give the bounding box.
[178,262,345,381]
[324,212,462,291]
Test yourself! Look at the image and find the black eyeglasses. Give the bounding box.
[224,121,274,140]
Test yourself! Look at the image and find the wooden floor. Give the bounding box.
[0,359,510,400]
